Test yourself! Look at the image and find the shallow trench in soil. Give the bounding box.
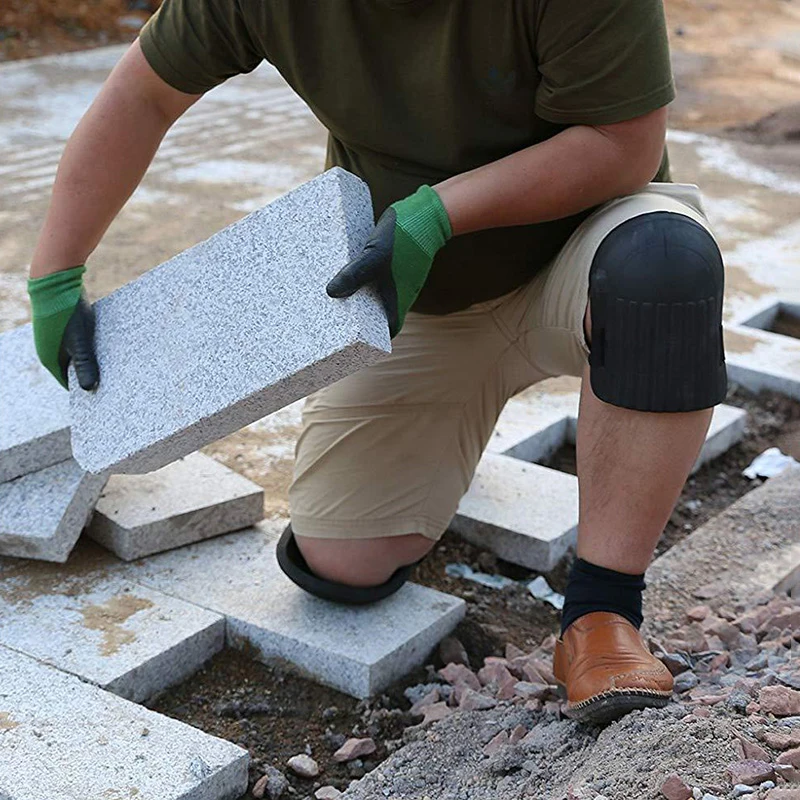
[148,386,800,798]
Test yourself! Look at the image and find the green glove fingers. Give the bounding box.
[28,265,99,390]
[326,185,452,337]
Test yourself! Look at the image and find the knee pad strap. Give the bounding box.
[276,525,418,605]
[589,211,727,412]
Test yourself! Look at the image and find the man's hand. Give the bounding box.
[326,185,452,337]
[27,265,99,390]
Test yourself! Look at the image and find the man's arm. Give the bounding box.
[435,107,667,236]
[30,40,201,278]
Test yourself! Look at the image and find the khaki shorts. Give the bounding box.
[289,183,713,541]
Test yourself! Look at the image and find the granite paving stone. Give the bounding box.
[120,521,466,698]
[450,453,579,572]
[0,459,106,562]
[0,323,71,483]
[87,452,264,560]
[70,168,390,475]
[0,543,225,703]
[0,644,248,800]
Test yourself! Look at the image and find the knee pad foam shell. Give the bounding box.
[588,211,727,412]
[276,525,420,605]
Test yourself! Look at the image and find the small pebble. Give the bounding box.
[760,782,776,790]
[733,786,756,798]
[674,673,700,693]
[287,755,320,779]
[315,788,341,800]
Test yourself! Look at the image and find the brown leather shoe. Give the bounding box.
[553,611,673,725]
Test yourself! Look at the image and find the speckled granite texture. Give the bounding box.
[70,168,389,474]
[0,323,71,483]
[0,459,106,562]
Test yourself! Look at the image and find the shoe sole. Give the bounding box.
[556,685,671,726]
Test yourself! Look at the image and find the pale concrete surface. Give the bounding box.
[644,466,800,636]
[0,323,70,482]
[119,521,466,699]
[0,543,225,703]
[88,452,264,561]
[451,453,579,572]
[696,404,748,473]
[2,46,799,521]
[0,459,106,562]
[0,644,249,800]
[70,169,390,475]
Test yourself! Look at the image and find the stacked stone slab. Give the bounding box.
[0,645,249,800]
[87,452,264,560]
[70,167,390,475]
[0,323,71,482]
[0,459,106,562]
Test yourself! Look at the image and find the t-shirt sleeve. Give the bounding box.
[534,0,675,126]
[138,0,262,95]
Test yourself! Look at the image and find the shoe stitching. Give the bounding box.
[568,687,672,710]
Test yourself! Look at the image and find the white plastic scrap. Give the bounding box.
[444,563,515,590]
[742,447,800,480]
[527,576,565,610]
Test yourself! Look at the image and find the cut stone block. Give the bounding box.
[0,459,106,562]
[0,542,225,703]
[644,466,800,637]
[120,522,466,699]
[451,453,579,572]
[724,322,800,401]
[692,403,747,473]
[0,323,71,483]
[88,452,264,560]
[0,645,248,800]
[70,168,390,475]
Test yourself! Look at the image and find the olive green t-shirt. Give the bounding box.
[140,0,675,314]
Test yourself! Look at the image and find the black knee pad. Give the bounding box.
[276,525,420,605]
[589,211,727,412]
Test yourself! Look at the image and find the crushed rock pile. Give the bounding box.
[338,592,800,800]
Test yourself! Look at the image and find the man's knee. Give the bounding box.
[296,533,433,587]
[275,525,433,605]
[587,211,727,413]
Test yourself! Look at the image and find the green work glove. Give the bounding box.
[27,265,99,390]
[326,185,452,337]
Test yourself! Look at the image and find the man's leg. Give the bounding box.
[281,295,541,601]
[574,308,712,576]
[546,196,727,724]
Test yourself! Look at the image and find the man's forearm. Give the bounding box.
[30,42,199,278]
[435,109,667,237]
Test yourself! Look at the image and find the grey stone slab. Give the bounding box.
[0,542,225,703]
[119,522,466,699]
[0,323,71,483]
[691,403,747,474]
[70,168,390,475]
[88,452,264,560]
[0,644,248,800]
[0,459,106,562]
[644,466,800,637]
[451,453,579,572]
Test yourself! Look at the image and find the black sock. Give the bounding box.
[560,557,646,634]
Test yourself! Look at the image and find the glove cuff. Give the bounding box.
[28,265,86,318]
[393,185,452,260]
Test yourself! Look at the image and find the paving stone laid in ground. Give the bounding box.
[0,644,248,800]
[70,168,391,476]
[644,466,800,636]
[724,320,800,401]
[0,459,106,562]
[87,452,264,561]
[120,522,466,699]
[0,323,71,483]
[450,453,578,572]
[0,542,225,703]
[693,403,748,473]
